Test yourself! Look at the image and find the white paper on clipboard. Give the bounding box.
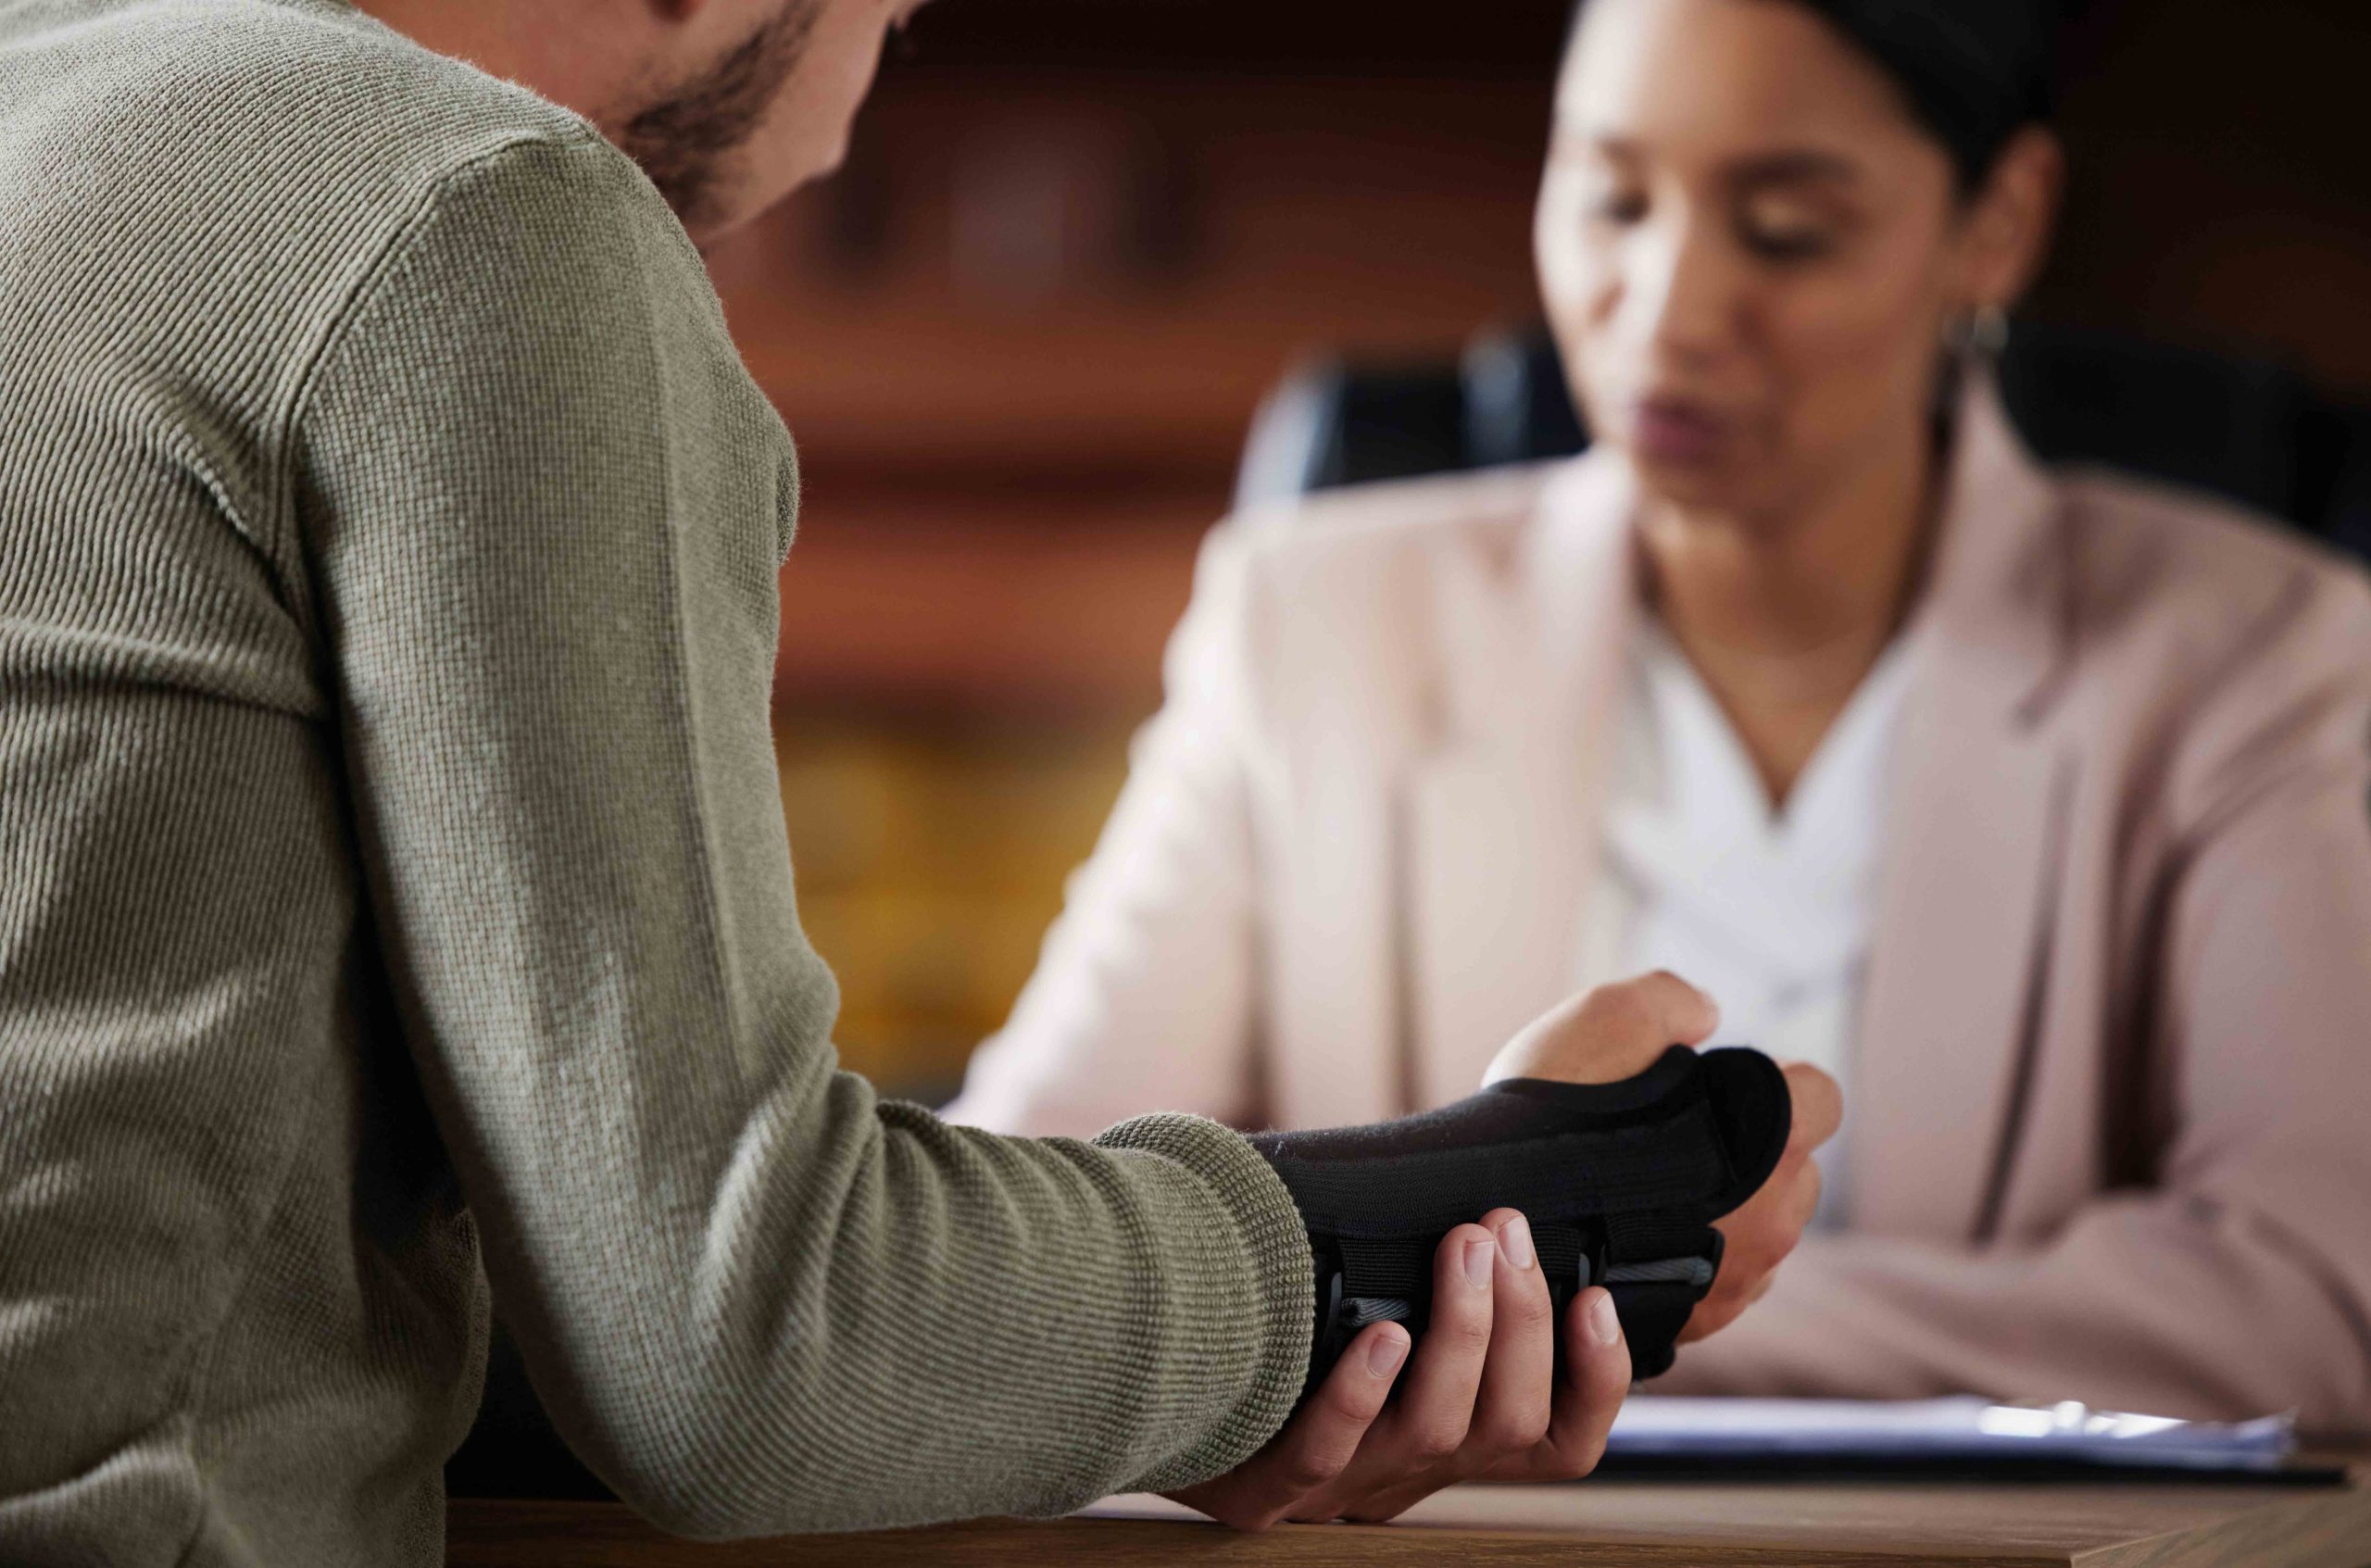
[1605,1397,2298,1472]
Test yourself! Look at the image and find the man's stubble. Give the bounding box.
[611,1,822,234]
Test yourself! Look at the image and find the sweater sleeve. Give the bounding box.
[287,131,1309,1537]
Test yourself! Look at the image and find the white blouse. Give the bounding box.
[1574,620,1919,1229]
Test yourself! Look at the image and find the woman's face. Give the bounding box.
[1537,0,2032,519]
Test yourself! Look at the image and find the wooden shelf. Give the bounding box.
[712,73,1552,479]
[773,487,1212,719]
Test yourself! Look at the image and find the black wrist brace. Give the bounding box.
[1249,1047,1791,1386]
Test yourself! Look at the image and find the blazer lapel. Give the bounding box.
[1853,380,2078,1239]
[1403,457,1639,1108]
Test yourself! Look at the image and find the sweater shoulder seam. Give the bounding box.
[258,124,608,627]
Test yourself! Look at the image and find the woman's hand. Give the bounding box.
[1481,972,1844,1347]
[1484,969,1723,1086]
[1685,1052,1841,1342]
[1166,1209,1632,1529]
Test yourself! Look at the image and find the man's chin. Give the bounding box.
[687,150,844,246]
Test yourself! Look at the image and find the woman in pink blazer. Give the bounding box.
[951,0,2371,1433]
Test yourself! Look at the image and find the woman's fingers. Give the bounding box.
[1780,1061,1843,1155]
[1169,1321,1408,1530]
[1612,970,1723,1050]
[1679,1290,1744,1344]
[1487,971,1721,1085]
[1788,1160,1823,1231]
[1683,1150,1819,1345]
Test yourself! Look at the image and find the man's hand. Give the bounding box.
[1481,972,1844,1347]
[1167,1210,1632,1529]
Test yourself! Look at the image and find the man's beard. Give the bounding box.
[612,2,822,234]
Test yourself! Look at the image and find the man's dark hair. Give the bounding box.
[1569,0,2064,193]
[617,1,822,232]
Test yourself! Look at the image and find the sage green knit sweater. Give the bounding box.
[0,2,1311,1562]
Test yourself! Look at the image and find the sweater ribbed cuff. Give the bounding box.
[1092,1113,1312,1492]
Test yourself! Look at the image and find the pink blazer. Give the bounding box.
[947,382,2371,1434]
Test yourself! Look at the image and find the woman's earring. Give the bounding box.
[1944,305,2013,360]
[1969,304,2012,358]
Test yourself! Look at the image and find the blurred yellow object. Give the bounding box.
[774,717,1131,1102]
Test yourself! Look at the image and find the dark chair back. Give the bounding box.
[1236,323,2371,565]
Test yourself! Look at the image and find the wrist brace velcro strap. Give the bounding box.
[1248,1046,1791,1387]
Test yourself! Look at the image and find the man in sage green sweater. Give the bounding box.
[0,1,1828,1562]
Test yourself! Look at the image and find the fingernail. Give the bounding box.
[1462,1236,1494,1290]
[1368,1327,1410,1377]
[1588,1289,1623,1346]
[1497,1215,1536,1272]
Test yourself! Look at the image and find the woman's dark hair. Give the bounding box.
[1570,0,2063,193]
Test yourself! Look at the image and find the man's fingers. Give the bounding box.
[1282,1323,1410,1490]
[1326,1223,1499,1522]
[1175,1321,1408,1529]
[1463,1210,1556,1462]
[1367,1223,1496,1465]
[1522,1286,1632,1477]
[1780,1062,1843,1155]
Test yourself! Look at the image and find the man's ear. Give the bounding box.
[1961,127,2066,313]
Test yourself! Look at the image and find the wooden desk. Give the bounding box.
[449,1459,2371,1568]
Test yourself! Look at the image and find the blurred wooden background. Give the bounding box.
[707,0,2371,1104]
